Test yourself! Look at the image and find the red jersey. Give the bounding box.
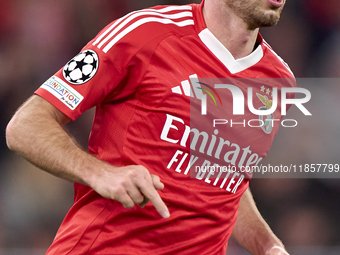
[35,2,295,254]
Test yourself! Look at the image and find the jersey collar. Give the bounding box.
[193,1,264,74]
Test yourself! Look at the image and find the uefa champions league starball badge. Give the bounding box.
[63,49,99,85]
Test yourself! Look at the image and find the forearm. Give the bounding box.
[6,96,103,186]
[232,188,287,255]
[6,96,169,218]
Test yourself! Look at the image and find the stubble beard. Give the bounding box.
[225,0,284,30]
[245,8,282,29]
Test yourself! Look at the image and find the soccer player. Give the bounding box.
[6,0,293,254]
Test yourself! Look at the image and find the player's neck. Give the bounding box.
[202,1,259,60]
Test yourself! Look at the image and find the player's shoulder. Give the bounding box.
[261,39,295,81]
[90,4,195,54]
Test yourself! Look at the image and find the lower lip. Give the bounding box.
[267,0,283,8]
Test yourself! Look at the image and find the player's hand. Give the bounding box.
[265,246,289,255]
[90,165,170,219]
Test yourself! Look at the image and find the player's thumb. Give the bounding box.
[151,174,164,190]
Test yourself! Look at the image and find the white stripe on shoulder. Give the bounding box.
[96,11,193,49]
[103,17,194,53]
[93,5,192,47]
[263,40,295,77]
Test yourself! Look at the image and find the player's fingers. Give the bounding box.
[138,178,169,218]
[151,174,164,190]
[115,191,135,209]
[126,186,145,205]
[139,197,150,208]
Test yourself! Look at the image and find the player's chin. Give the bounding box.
[258,11,282,27]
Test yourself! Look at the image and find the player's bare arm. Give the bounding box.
[232,188,289,255]
[6,95,170,218]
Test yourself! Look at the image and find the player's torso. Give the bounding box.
[89,23,292,192]
[48,3,295,255]
[81,31,293,254]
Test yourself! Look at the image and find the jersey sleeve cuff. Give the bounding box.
[34,88,80,121]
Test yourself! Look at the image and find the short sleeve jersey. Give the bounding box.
[35,2,295,255]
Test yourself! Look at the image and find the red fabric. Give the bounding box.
[35,2,295,254]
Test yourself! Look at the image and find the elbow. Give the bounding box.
[6,95,56,153]
[6,116,22,152]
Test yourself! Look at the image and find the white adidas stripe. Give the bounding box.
[172,86,182,94]
[93,6,192,46]
[93,17,126,46]
[181,80,193,97]
[171,74,202,100]
[103,17,194,53]
[97,11,193,49]
[189,74,204,100]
